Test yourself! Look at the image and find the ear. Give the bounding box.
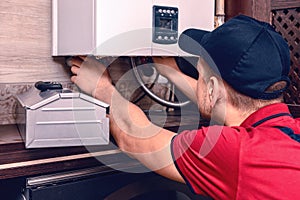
[207,76,222,107]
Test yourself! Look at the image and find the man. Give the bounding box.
[68,15,300,199]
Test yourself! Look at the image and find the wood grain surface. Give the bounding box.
[0,0,70,83]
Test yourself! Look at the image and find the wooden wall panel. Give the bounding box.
[225,0,272,22]
[226,0,300,22]
[0,0,72,124]
[0,0,70,83]
[225,0,251,21]
[272,0,300,10]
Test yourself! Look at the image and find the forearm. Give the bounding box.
[167,72,198,103]
[104,88,174,152]
[95,87,176,169]
[152,57,198,104]
[93,82,184,182]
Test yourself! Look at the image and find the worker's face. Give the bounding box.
[196,59,212,119]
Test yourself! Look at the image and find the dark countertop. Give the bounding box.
[0,110,206,180]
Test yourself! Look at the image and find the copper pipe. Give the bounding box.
[215,0,225,28]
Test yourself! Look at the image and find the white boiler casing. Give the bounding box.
[52,0,214,56]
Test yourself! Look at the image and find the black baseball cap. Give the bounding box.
[178,15,291,100]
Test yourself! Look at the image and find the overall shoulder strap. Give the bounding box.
[275,126,300,143]
[252,112,300,143]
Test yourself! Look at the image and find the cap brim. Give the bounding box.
[178,29,210,56]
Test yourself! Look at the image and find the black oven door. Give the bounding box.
[24,162,211,200]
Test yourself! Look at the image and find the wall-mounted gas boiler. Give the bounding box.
[52,0,215,56]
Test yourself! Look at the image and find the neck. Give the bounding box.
[224,106,252,126]
[212,103,253,126]
[224,100,284,126]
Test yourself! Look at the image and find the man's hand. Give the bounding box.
[152,57,198,103]
[68,56,114,103]
[152,57,181,78]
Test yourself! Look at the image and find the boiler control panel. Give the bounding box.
[153,5,178,44]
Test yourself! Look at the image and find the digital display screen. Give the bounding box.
[153,5,178,44]
[158,18,173,30]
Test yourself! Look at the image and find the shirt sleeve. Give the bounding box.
[171,126,241,199]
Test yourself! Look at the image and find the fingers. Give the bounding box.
[67,56,83,84]
[78,55,87,60]
[70,66,80,75]
[70,75,77,84]
[66,56,84,67]
[67,56,83,81]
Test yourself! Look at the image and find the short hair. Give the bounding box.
[224,81,285,112]
[200,58,286,112]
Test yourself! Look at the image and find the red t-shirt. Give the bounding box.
[172,103,300,199]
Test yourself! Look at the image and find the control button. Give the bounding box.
[158,9,162,13]
[167,10,170,13]
[158,36,163,40]
[171,10,175,14]
[170,36,175,40]
[163,9,166,13]
[164,36,169,40]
